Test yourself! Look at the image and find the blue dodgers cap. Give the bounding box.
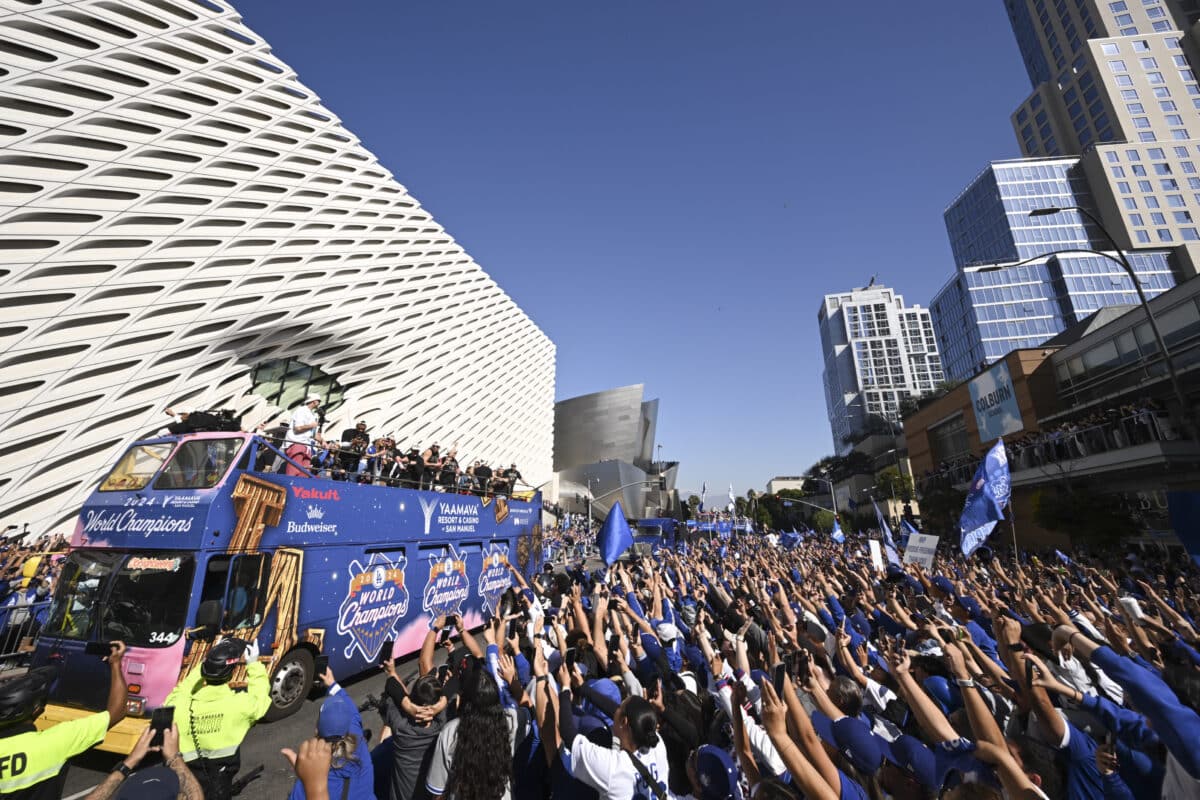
[811,711,885,775]
[956,595,983,619]
[580,677,621,724]
[115,765,181,799]
[849,613,872,639]
[884,734,938,790]
[317,696,354,738]
[931,576,955,596]
[694,744,742,800]
[921,675,959,714]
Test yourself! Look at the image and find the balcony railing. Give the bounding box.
[920,410,1180,490]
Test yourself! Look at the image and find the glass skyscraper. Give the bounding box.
[928,1,1200,382]
[933,158,1177,381]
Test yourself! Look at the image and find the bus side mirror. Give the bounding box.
[191,600,222,640]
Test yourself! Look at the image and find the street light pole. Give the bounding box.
[1027,206,1192,433]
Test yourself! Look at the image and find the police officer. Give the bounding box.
[0,640,127,799]
[165,637,271,800]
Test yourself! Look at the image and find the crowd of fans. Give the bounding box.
[283,531,1200,800]
[923,398,1172,489]
[10,524,1200,798]
[0,534,66,664]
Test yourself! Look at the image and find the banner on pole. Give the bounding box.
[903,533,940,570]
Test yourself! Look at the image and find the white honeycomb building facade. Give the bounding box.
[0,0,556,538]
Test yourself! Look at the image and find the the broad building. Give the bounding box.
[818,285,943,451]
[0,0,556,538]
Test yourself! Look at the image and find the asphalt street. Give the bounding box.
[61,648,433,799]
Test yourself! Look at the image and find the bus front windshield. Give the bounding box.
[44,551,196,648]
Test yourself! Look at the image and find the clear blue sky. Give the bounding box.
[234,1,1031,497]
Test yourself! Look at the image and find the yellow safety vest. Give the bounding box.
[165,661,272,761]
[0,711,108,793]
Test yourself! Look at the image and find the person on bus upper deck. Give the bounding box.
[286,394,324,478]
[0,641,128,800]
[341,421,370,447]
[421,444,442,491]
[166,637,271,800]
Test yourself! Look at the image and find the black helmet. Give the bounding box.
[201,638,246,685]
[0,667,55,730]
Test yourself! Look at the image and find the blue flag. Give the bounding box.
[1055,549,1073,565]
[831,517,845,544]
[899,518,920,549]
[873,500,900,566]
[597,501,634,565]
[959,440,1012,557]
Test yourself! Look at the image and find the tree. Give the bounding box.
[734,496,748,516]
[755,506,773,528]
[812,509,835,532]
[917,475,966,540]
[687,494,701,512]
[876,466,914,502]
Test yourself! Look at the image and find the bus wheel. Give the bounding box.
[265,648,313,722]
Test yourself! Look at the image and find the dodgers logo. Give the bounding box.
[422,544,470,619]
[477,542,512,615]
[336,553,410,661]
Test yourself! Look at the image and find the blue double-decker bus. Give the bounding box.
[32,431,542,752]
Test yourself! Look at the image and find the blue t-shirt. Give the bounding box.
[1059,720,1104,800]
[838,767,869,800]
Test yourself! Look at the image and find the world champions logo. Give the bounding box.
[422,545,470,619]
[477,542,512,615]
[336,553,410,661]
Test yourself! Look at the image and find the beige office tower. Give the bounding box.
[1006,0,1200,269]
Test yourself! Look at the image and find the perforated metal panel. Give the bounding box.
[0,0,555,537]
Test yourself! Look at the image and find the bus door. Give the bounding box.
[196,553,272,644]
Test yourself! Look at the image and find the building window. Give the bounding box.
[1173,129,1190,139]
[1158,229,1174,241]
[1124,197,1139,209]
[1137,229,1152,242]
[1182,227,1200,240]
[1147,72,1165,84]
[1130,213,1145,225]
[1102,42,1120,55]
[1139,57,1158,69]
[1140,132,1158,141]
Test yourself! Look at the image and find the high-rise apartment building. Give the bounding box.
[819,286,943,450]
[1005,1,1200,260]
[929,0,1200,380]
[933,158,1177,380]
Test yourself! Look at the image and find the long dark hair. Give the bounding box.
[446,660,511,800]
